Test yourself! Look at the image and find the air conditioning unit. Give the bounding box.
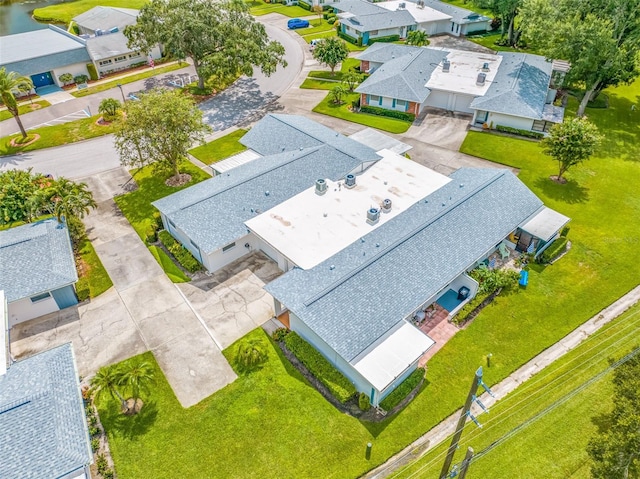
[476,72,487,86]
[442,59,451,72]
[481,62,490,72]
[315,178,328,196]
[345,174,356,188]
[366,207,380,225]
[381,198,392,213]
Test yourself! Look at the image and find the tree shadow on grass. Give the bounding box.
[101,400,159,441]
[533,176,589,204]
[590,411,612,435]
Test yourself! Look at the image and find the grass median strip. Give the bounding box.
[75,238,113,301]
[0,99,51,122]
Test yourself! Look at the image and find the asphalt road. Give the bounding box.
[0,17,304,174]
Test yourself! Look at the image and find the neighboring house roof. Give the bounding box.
[342,9,415,33]
[86,31,135,60]
[356,42,424,63]
[0,343,92,478]
[356,47,447,103]
[0,219,78,303]
[266,168,544,363]
[378,0,451,23]
[73,6,138,32]
[0,25,90,76]
[470,52,554,120]
[153,115,380,255]
[333,0,383,16]
[420,0,490,24]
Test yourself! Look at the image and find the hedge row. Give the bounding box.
[298,0,311,10]
[539,237,568,263]
[453,290,493,325]
[367,34,400,45]
[379,367,425,411]
[495,125,544,139]
[158,230,201,273]
[338,31,359,45]
[360,105,415,122]
[284,332,357,403]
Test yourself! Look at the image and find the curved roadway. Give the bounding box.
[0,19,304,179]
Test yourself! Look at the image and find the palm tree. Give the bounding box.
[236,340,268,371]
[406,30,429,46]
[0,67,34,139]
[90,365,127,412]
[119,361,155,413]
[45,178,97,223]
[98,98,121,121]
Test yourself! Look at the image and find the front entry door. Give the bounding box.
[31,72,54,88]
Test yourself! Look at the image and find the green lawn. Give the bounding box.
[72,62,187,98]
[394,303,640,479]
[296,19,336,37]
[0,115,116,156]
[0,99,51,122]
[313,92,413,133]
[300,78,344,90]
[148,245,190,283]
[247,0,312,17]
[75,238,113,301]
[188,129,248,165]
[34,0,145,24]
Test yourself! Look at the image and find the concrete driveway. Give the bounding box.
[404,108,473,151]
[178,252,282,349]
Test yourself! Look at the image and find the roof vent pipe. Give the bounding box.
[345,174,356,188]
[366,207,380,225]
[442,60,451,72]
[482,62,490,72]
[315,178,328,196]
[476,72,487,86]
[381,198,392,213]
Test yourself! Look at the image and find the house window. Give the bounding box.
[30,292,51,303]
[370,30,378,35]
[114,55,127,62]
[370,95,379,103]
[396,99,406,107]
[222,242,236,253]
[129,52,141,59]
[99,59,112,66]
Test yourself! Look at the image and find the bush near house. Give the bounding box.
[453,290,493,325]
[74,74,89,85]
[86,63,99,81]
[495,125,544,139]
[538,237,569,264]
[367,34,401,45]
[338,31,360,45]
[158,230,201,273]
[379,367,425,411]
[283,332,357,403]
[298,0,311,9]
[360,105,416,122]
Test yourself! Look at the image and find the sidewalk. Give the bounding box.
[363,284,640,478]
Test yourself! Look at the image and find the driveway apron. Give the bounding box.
[83,196,237,408]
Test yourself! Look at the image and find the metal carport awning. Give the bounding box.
[520,206,570,242]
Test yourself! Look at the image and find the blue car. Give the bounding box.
[287,18,310,29]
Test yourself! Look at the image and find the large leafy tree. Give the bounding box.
[44,177,97,223]
[124,0,286,90]
[520,0,640,116]
[312,37,349,76]
[0,67,34,139]
[0,169,47,224]
[587,351,640,479]
[541,117,602,183]
[114,89,210,182]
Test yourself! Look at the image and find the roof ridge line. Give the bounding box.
[302,170,507,307]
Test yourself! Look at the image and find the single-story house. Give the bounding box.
[74,6,162,76]
[0,336,93,479]
[333,0,416,45]
[0,219,79,326]
[0,25,91,91]
[420,0,491,36]
[356,43,566,133]
[155,114,569,405]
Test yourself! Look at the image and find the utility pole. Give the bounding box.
[439,367,483,479]
[457,447,475,479]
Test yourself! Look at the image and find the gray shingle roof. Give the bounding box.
[0,343,92,479]
[0,26,90,77]
[343,9,416,32]
[420,0,490,24]
[266,168,544,362]
[470,52,554,119]
[333,0,384,15]
[86,32,135,60]
[73,6,138,32]
[356,42,423,63]
[153,115,380,254]
[0,219,78,303]
[356,47,447,102]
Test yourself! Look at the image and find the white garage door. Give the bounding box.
[453,94,475,113]
[425,91,450,110]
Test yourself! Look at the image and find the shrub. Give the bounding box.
[539,237,569,263]
[284,332,357,403]
[560,225,570,237]
[158,230,201,272]
[453,290,492,324]
[298,0,311,9]
[58,73,74,86]
[495,125,544,139]
[74,74,89,85]
[86,63,99,81]
[66,216,87,247]
[235,340,268,371]
[271,327,289,342]
[379,367,424,411]
[327,14,336,23]
[338,31,359,45]
[103,469,114,479]
[153,211,164,229]
[469,267,520,294]
[89,425,100,437]
[360,105,415,122]
[91,437,100,452]
[96,454,108,475]
[358,392,371,411]
[367,34,400,45]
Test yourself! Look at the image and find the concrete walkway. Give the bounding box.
[363,284,640,479]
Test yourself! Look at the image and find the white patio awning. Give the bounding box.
[520,206,570,242]
[211,149,261,175]
[353,322,434,392]
[349,128,412,155]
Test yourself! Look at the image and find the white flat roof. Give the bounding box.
[353,321,434,391]
[426,48,502,96]
[349,128,412,155]
[246,150,451,270]
[520,206,570,242]
[211,149,261,174]
[1,291,7,376]
[378,1,451,23]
